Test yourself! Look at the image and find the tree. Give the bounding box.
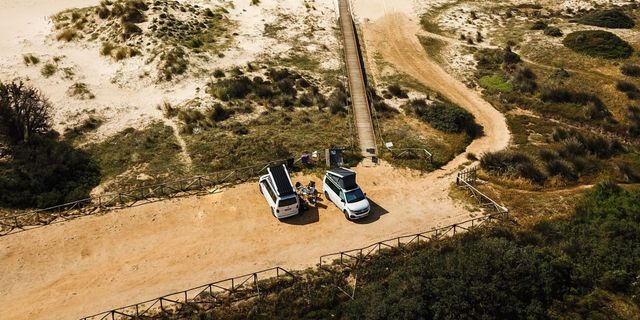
[0,82,53,144]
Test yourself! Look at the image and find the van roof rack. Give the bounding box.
[327,167,355,178]
[267,165,295,197]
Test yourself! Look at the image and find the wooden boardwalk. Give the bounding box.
[338,0,378,163]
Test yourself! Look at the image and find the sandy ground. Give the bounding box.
[0,1,511,319]
[0,0,341,141]
[1,162,476,320]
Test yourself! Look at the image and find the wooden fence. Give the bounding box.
[319,211,507,271]
[0,158,296,237]
[79,267,296,320]
[456,166,509,215]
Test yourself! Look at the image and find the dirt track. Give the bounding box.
[0,5,510,320]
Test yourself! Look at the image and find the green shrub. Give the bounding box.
[213,69,225,78]
[22,54,40,66]
[159,47,188,81]
[40,63,57,78]
[206,104,232,122]
[479,74,513,93]
[0,137,100,208]
[545,159,577,180]
[387,84,408,98]
[621,64,640,77]
[101,42,116,56]
[121,22,142,39]
[512,66,538,93]
[541,88,610,120]
[616,80,638,93]
[208,76,253,101]
[405,99,482,137]
[543,26,563,37]
[563,30,633,59]
[67,82,95,100]
[578,9,635,29]
[530,20,548,30]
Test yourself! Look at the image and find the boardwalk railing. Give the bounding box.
[456,166,509,215]
[80,267,296,320]
[0,158,298,237]
[319,212,506,270]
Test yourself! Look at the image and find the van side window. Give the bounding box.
[327,177,340,194]
[264,181,277,202]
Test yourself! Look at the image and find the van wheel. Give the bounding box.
[343,210,350,220]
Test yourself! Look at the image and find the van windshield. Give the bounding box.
[279,197,297,207]
[345,189,365,203]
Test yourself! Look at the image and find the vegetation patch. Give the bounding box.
[53,0,236,81]
[621,64,640,77]
[479,74,513,93]
[22,54,40,66]
[67,82,95,100]
[184,110,350,174]
[85,123,185,189]
[0,82,99,209]
[563,30,633,59]
[402,99,483,138]
[40,63,57,78]
[577,9,635,29]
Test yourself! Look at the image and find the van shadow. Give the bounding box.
[281,201,326,225]
[353,199,389,225]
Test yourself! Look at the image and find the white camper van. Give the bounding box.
[259,165,300,219]
[323,167,370,220]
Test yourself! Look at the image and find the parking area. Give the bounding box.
[0,162,471,320]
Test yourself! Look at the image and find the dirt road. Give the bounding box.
[357,10,510,158]
[0,4,510,320]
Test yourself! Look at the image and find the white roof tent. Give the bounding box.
[267,165,296,197]
[327,167,357,190]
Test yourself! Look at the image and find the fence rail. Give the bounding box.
[319,211,506,270]
[80,267,296,320]
[0,158,300,237]
[456,166,509,215]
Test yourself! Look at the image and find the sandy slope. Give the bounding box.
[0,2,510,319]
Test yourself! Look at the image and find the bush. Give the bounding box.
[543,26,563,37]
[22,54,40,66]
[541,88,610,119]
[621,64,640,77]
[206,104,232,122]
[545,159,577,180]
[101,42,116,56]
[480,150,533,173]
[479,74,513,93]
[530,20,548,30]
[56,28,77,41]
[0,138,100,208]
[563,30,633,59]
[121,22,142,40]
[213,69,225,78]
[208,76,253,101]
[578,9,635,29]
[512,66,538,93]
[616,80,638,93]
[387,84,408,98]
[405,100,482,137]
